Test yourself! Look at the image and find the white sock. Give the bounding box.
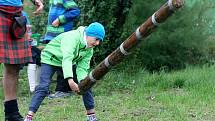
[27,64,37,92]
[35,65,41,87]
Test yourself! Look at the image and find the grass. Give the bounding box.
[1,64,215,120]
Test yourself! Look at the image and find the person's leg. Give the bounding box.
[55,70,70,92]
[47,69,72,98]
[33,46,42,89]
[3,64,23,121]
[48,66,74,99]
[83,90,95,112]
[25,64,56,120]
[27,63,37,92]
[82,90,97,121]
[27,47,41,92]
[56,64,77,92]
[3,64,20,101]
[35,65,40,87]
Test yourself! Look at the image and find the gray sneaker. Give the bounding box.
[86,114,98,121]
[47,91,72,99]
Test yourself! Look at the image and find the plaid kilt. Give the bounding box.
[0,6,32,64]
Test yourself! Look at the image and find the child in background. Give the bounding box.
[22,11,41,92]
[43,0,81,98]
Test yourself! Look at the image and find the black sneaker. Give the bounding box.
[5,112,24,121]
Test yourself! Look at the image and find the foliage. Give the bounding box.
[121,0,215,71]
[77,0,132,63]
[24,0,49,35]
[24,0,215,71]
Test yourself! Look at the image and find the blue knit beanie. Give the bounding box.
[85,22,105,41]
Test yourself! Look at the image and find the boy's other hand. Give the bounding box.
[52,18,60,27]
[68,79,80,93]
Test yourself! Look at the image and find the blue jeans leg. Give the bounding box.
[82,89,94,110]
[29,64,56,113]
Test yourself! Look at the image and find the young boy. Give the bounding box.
[24,22,105,121]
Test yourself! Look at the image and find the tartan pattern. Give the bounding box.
[0,6,32,64]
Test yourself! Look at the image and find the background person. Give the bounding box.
[0,0,43,120]
[43,0,81,98]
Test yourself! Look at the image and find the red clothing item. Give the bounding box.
[0,6,32,64]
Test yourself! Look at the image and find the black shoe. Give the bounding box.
[5,112,24,121]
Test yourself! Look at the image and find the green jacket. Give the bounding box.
[41,26,93,82]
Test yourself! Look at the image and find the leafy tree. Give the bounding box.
[24,0,49,35]
[77,0,132,63]
[122,0,215,71]
[24,0,215,71]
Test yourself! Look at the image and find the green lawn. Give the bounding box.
[1,65,215,121]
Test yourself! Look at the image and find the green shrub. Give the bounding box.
[24,0,215,71]
[121,0,215,71]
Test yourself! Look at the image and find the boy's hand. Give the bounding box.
[68,79,80,93]
[36,45,45,50]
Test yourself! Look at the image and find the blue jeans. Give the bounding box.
[29,63,94,112]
